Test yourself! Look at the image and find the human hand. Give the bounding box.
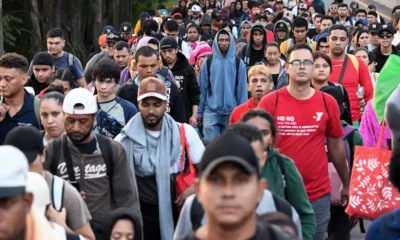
[0,103,9,122]
[189,115,198,127]
[176,185,195,207]
[47,206,67,228]
[340,185,349,207]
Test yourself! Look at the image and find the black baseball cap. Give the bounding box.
[120,22,133,33]
[198,134,260,178]
[160,36,178,49]
[106,31,121,43]
[379,24,396,34]
[368,22,382,34]
[320,86,345,115]
[4,126,45,164]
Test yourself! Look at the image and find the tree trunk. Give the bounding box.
[28,0,42,55]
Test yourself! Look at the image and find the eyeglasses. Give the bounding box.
[289,60,313,68]
[378,33,393,39]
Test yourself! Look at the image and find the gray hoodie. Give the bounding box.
[173,190,302,240]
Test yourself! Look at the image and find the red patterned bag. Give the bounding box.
[345,122,400,220]
[175,124,197,200]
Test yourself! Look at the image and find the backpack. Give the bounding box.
[275,154,288,199]
[190,193,292,231]
[326,124,356,205]
[206,56,241,95]
[49,133,114,193]
[285,38,314,55]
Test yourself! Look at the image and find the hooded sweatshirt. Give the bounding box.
[238,23,267,68]
[316,32,329,50]
[44,133,141,224]
[261,148,316,240]
[104,208,142,240]
[199,14,217,39]
[197,30,248,117]
[163,52,200,122]
[273,20,291,45]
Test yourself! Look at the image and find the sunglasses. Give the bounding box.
[378,33,393,39]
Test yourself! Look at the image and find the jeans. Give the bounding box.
[327,205,350,240]
[202,108,230,144]
[311,194,331,240]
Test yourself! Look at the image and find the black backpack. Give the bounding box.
[190,193,292,231]
[206,56,241,95]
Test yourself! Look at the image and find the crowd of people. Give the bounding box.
[2,0,400,239]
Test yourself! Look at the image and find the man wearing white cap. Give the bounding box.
[44,88,141,238]
[0,145,60,240]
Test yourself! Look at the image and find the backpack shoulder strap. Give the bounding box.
[271,192,292,218]
[191,195,205,231]
[206,56,213,95]
[286,39,293,55]
[380,212,393,240]
[68,53,74,69]
[96,134,113,179]
[52,175,65,212]
[33,97,41,130]
[50,138,62,175]
[235,56,240,96]
[348,54,359,74]
[321,92,330,119]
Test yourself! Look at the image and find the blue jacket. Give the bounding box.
[367,208,400,240]
[197,30,248,117]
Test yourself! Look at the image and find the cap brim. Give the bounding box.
[200,156,257,178]
[0,187,25,199]
[137,93,168,102]
[23,150,39,164]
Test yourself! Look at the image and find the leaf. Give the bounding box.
[382,187,393,200]
[367,158,379,171]
[381,164,389,178]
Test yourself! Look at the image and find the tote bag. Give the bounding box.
[345,122,400,220]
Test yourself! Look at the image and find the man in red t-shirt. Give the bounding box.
[230,65,273,124]
[327,24,373,123]
[258,43,349,240]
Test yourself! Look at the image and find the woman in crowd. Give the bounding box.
[104,208,142,240]
[354,48,378,87]
[347,27,362,53]
[37,69,77,97]
[260,42,288,90]
[186,24,201,52]
[312,51,352,125]
[356,29,369,49]
[240,109,315,240]
[189,41,213,79]
[39,85,65,146]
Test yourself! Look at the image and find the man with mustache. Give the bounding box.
[44,87,141,239]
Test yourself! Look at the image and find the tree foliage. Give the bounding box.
[2,0,160,62]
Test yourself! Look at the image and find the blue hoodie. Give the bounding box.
[197,30,248,117]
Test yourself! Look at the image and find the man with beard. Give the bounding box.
[335,3,354,27]
[238,23,268,68]
[327,24,373,124]
[113,41,130,70]
[39,28,87,88]
[259,43,349,240]
[160,37,200,126]
[370,24,400,73]
[0,53,41,145]
[117,46,186,123]
[26,51,55,95]
[115,77,205,240]
[45,87,141,238]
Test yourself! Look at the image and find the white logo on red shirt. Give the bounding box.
[313,112,323,121]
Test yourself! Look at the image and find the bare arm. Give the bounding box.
[76,77,88,89]
[73,222,95,240]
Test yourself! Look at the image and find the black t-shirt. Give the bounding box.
[74,137,97,155]
[250,48,265,66]
[181,223,289,240]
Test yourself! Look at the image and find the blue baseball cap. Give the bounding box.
[102,25,115,34]
[140,12,150,20]
[160,9,169,15]
[355,19,368,26]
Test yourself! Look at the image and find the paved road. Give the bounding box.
[316,0,391,238]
